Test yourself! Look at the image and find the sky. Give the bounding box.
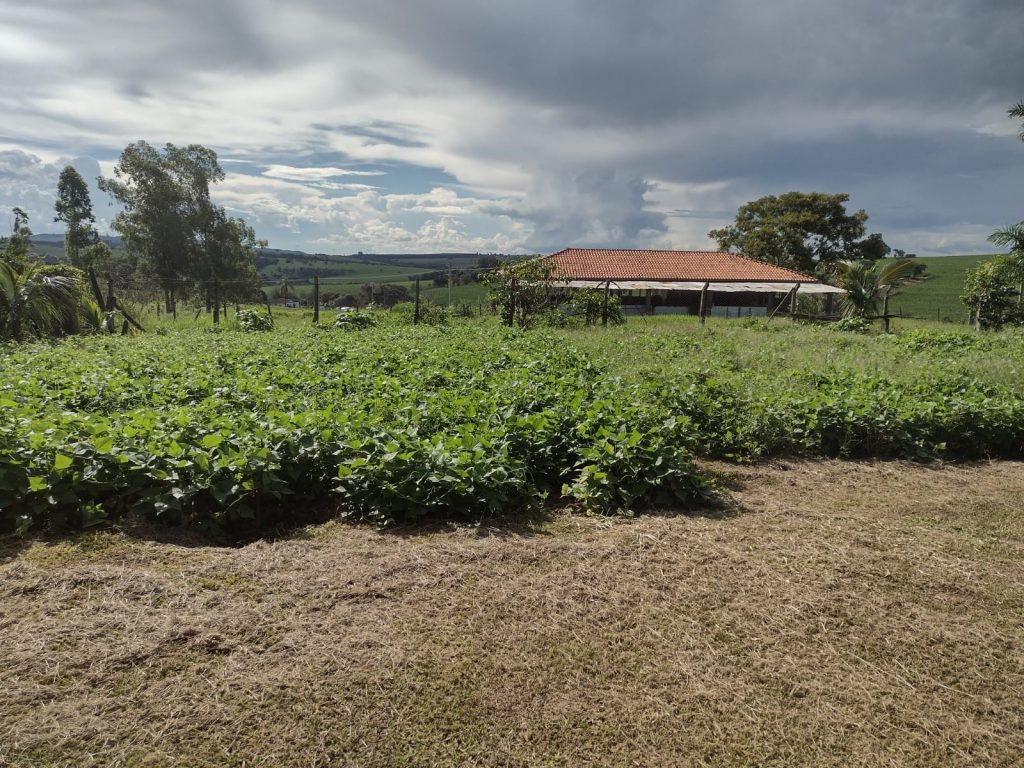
[0,0,1022,256]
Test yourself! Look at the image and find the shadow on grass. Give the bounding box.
[1,470,746,559]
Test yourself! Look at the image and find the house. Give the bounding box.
[540,248,843,317]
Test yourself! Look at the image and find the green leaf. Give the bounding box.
[53,454,73,471]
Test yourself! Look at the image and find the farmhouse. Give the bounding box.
[541,248,843,317]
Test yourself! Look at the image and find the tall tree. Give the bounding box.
[53,166,96,269]
[99,141,225,312]
[709,192,884,275]
[1,207,34,272]
[196,206,262,308]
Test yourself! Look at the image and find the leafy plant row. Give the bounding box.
[0,327,708,533]
[2,323,1023,535]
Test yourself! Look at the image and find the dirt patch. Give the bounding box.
[2,460,1023,767]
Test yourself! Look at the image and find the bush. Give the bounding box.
[235,308,273,332]
[833,317,872,334]
[334,309,378,330]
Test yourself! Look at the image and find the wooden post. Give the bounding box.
[105,277,116,312]
[789,283,799,321]
[882,287,891,333]
[698,282,709,325]
[313,275,320,324]
[509,276,516,327]
[213,279,220,325]
[448,260,453,307]
[414,278,421,324]
[262,290,274,325]
[602,281,611,327]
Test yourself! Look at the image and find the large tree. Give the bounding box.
[53,166,96,269]
[99,141,226,312]
[1,207,34,272]
[709,192,885,275]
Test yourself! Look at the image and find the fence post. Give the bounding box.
[414,278,421,324]
[213,279,220,325]
[698,282,709,325]
[313,275,320,324]
[882,287,891,333]
[602,281,611,327]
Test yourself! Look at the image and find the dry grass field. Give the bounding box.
[2,460,1023,767]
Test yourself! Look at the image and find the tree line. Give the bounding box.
[0,141,264,341]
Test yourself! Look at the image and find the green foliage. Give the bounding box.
[235,308,273,332]
[568,288,625,326]
[4,320,1024,536]
[334,308,378,330]
[890,328,978,353]
[836,257,918,318]
[390,301,450,326]
[708,191,882,274]
[482,258,559,327]
[0,261,88,342]
[961,257,1023,329]
[833,317,872,334]
[99,141,260,311]
[1,207,33,271]
[54,166,96,268]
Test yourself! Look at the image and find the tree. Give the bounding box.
[195,207,262,309]
[1,207,34,272]
[1010,101,1024,142]
[852,232,890,261]
[987,222,1024,303]
[835,258,918,320]
[99,141,226,312]
[962,257,1023,330]
[54,166,96,269]
[0,261,86,342]
[709,192,885,275]
[482,258,559,327]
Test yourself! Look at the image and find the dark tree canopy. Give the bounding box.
[708,191,885,275]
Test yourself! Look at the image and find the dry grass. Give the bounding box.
[2,460,1023,767]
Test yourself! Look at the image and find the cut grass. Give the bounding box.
[2,460,1023,767]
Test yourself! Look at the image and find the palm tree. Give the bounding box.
[1010,101,1024,143]
[835,258,918,321]
[988,223,1024,303]
[0,260,84,342]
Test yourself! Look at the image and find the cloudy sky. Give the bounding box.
[1,0,1022,255]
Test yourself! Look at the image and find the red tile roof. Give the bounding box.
[540,248,816,283]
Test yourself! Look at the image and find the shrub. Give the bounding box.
[334,309,378,330]
[833,317,872,334]
[235,308,273,332]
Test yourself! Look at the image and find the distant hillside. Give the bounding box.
[26,235,517,288]
[892,254,996,324]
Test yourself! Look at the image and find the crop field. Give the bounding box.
[3,315,1024,766]
[893,254,993,323]
[3,315,1024,535]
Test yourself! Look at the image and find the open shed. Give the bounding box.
[541,248,843,317]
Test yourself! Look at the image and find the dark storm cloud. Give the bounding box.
[329,0,1024,125]
[0,0,1022,252]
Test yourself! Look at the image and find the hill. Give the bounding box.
[892,254,996,324]
[27,235,517,294]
